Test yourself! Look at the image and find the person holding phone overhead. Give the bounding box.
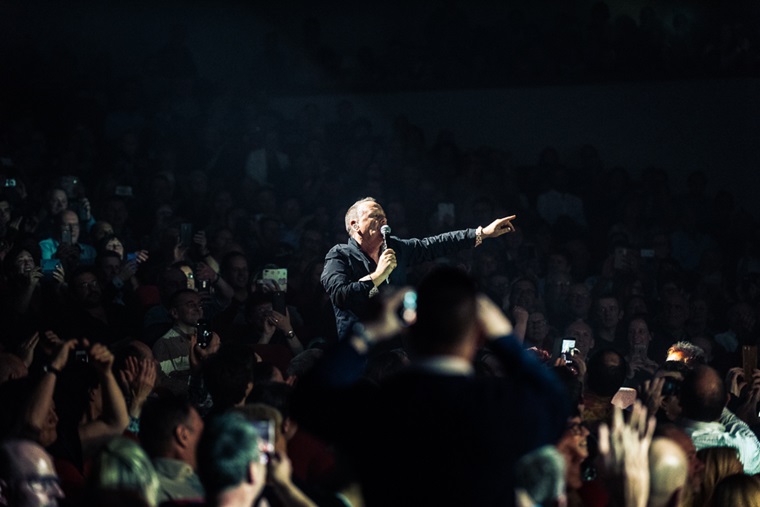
[321,196,517,340]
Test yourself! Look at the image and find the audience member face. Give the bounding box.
[90,221,114,242]
[662,294,689,331]
[567,284,591,318]
[104,237,125,258]
[565,320,594,359]
[0,441,64,507]
[13,250,35,275]
[0,199,10,227]
[556,416,590,490]
[48,189,68,216]
[627,318,652,355]
[71,272,102,308]
[526,312,549,345]
[99,256,121,282]
[511,279,537,309]
[595,297,622,329]
[172,291,203,327]
[225,256,250,290]
[59,211,80,244]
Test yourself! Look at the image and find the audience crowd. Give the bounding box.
[2,2,760,505]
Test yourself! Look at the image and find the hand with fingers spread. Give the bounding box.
[640,377,665,416]
[17,331,40,368]
[598,401,656,507]
[119,356,157,418]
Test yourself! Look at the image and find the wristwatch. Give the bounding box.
[43,364,61,376]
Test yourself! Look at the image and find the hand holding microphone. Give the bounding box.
[380,225,392,284]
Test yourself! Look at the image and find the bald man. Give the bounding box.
[678,365,760,474]
[648,437,688,507]
[0,439,64,507]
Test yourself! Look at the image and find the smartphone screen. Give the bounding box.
[271,291,287,315]
[250,419,276,462]
[262,268,287,292]
[180,223,193,246]
[561,339,576,363]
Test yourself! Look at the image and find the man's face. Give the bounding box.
[104,238,124,258]
[595,297,622,328]
[568,284,591,317]
[71,273,102,308]
[511,280,537,309]
[99,257,121,282]
[172,292,203,326]
[663,295,689,330]
[48,190,68,216]
[566,320,594,359]
[0,200,10,226]
[60,211,80,244]
[0,440,64,507]
[353,202,387,241]
[225,256,249,290]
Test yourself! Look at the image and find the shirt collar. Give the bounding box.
[412,356,474,376]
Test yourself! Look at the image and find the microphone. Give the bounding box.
[380,225,391,284]
[380,225,391,251]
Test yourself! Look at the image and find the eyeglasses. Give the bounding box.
[76,280,99,289]
[19,475,61,494]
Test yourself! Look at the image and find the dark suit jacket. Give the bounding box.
[321,230,476,339]
[293,334,567,507]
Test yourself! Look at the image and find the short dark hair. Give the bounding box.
[168,288,198,309]
[138,395,193,458]
[197,412,260,498]
[410,266,478,355]
[586,348,628,397]
[203,345,255,411]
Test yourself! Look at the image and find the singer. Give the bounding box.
[321,196,517,340]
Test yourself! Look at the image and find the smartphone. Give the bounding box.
[196,319,212,349]
[743,345,757,383]
[561,338,576,363]
[250,418,276,461]
[271,291,287,315]
[61,226,72,245]
[74,347,89,363]
[41,259,61,279]
[180,223,193,247]
[262,268,287,292]
[126,252,138,263]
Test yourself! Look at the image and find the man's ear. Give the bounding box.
[174,424,189,448]
[169,307,179,320]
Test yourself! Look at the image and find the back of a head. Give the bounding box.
[203,344,255,411]
[698,446,744,502]
[138,394,193,459]
[197,412,260,499]
[586,349,628,397]
[514,445,566,505]
[648,437,688,507]
[679,365,726,422]
[87,437,159,507]
[709,473,760,507]
[410,266,478,355]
